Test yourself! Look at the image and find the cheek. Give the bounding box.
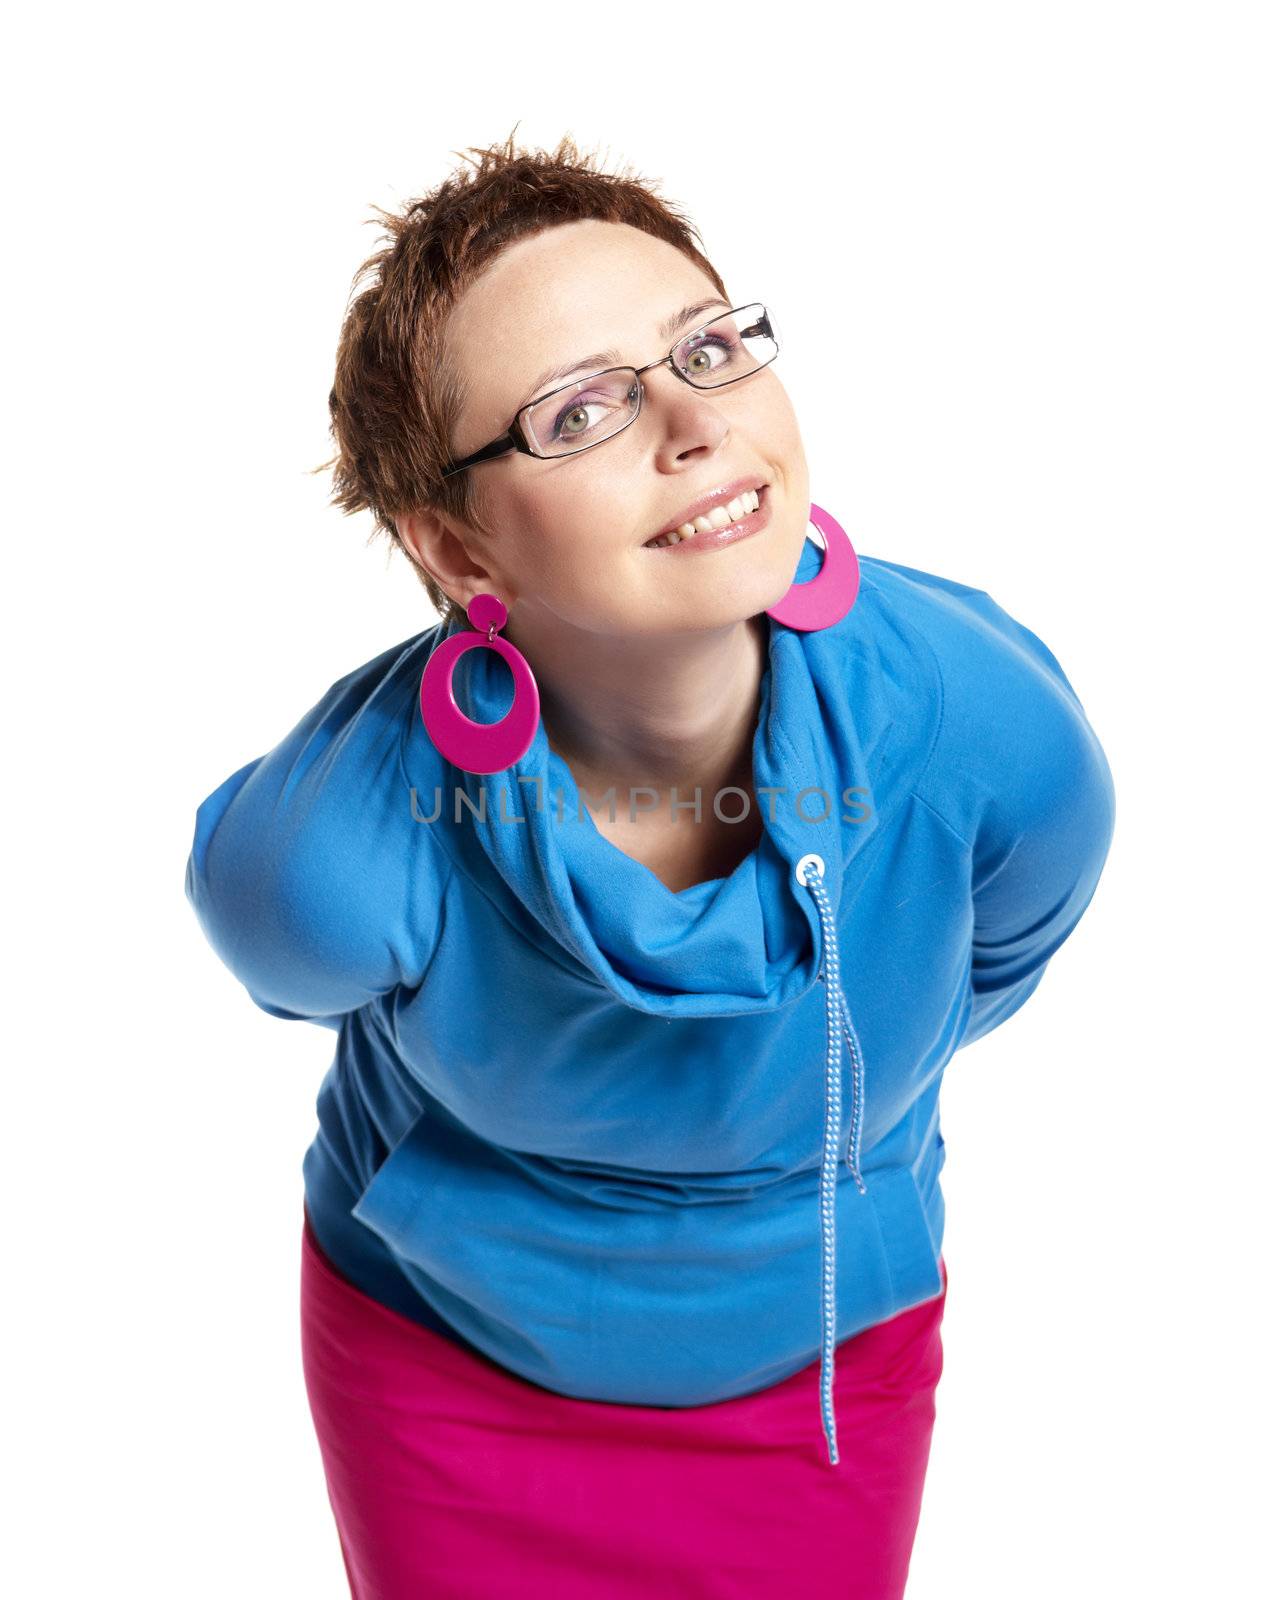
[533,471,657,574]
[750,370,800,431]
[513,507,625,602]
[765,401,809,502]
[765,393,806,459]
[484,481,617,584]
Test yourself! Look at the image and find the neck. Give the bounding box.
[504,609,769,805]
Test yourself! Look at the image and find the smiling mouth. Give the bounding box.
[644,485,770,549]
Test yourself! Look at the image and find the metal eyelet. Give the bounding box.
[794,852,826,888]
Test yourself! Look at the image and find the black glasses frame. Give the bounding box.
[439,303,778,479]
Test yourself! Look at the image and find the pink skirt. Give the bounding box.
[300,1205,947,1600]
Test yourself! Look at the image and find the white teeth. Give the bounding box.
[648,487,761,548]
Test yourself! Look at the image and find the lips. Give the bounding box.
[646,474,769,545]
[642,484,772,555]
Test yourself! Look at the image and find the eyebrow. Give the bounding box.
[524,297,732,403]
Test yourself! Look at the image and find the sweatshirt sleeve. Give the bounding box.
[916,580,1118,1050]
[962,690,1116,1047]
[183,662,447,1030]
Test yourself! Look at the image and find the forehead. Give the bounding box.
[446,221,719,438]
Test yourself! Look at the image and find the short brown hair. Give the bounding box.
[312,125,728,630]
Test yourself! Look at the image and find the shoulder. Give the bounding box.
[860,556,1113,847]
[859,554,1078,698]
[192,624,442,863]
[186,623,452,1019]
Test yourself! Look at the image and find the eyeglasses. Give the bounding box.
[439,302,780,478]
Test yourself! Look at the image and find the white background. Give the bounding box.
[6,2,1269,1595]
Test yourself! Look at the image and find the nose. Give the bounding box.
[653,402,729,469]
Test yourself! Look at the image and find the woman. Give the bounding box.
[185,132,1116,1598]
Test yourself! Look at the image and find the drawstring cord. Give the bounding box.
[794,853,868,1469]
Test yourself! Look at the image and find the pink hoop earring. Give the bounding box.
[419,594,541,775]
[765,502,860,631]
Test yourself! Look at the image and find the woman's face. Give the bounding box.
[416,218,811,640]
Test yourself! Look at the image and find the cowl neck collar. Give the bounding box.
[415,544,883,1017]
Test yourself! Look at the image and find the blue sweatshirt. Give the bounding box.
[184,544,1116,1467]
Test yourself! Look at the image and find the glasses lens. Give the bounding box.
[524,370,640,458]
[675,303,778,388]
[520,305,779,459]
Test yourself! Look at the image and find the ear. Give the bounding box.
[393,506,520,612]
